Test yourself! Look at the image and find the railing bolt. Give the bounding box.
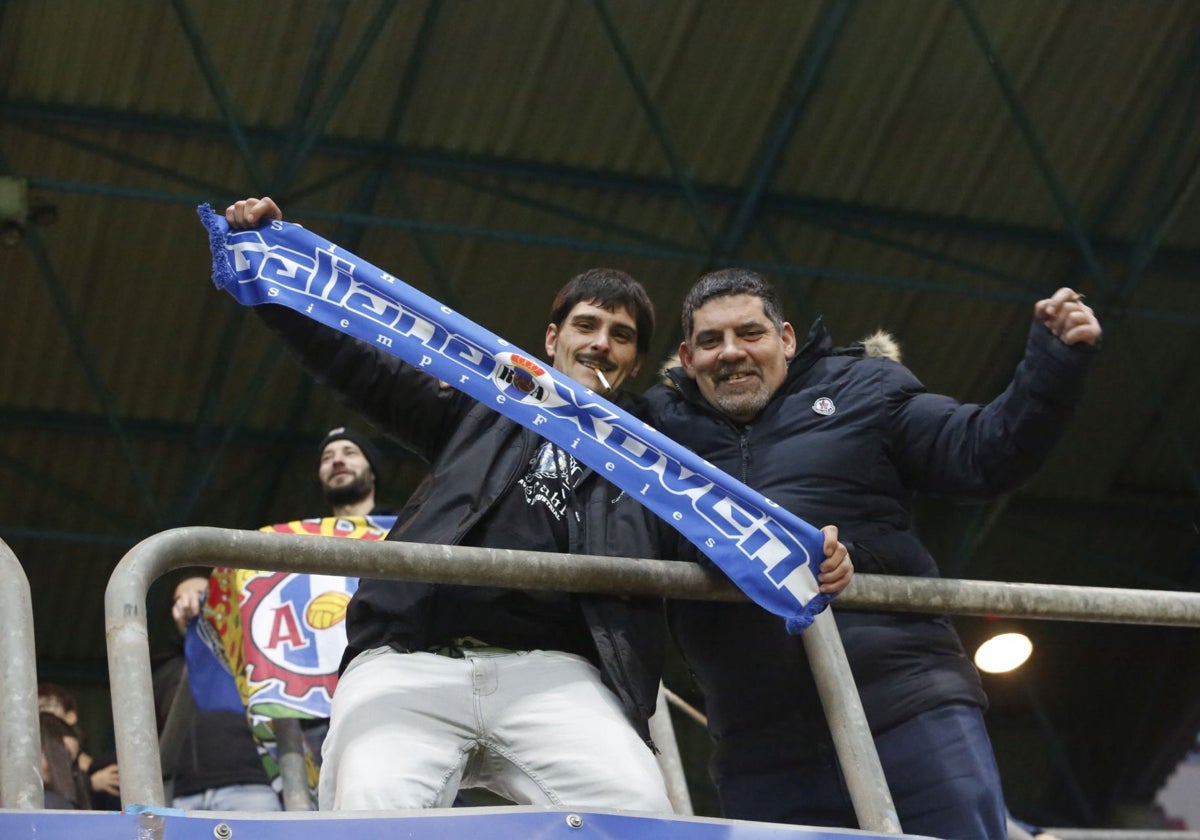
[566,813,584,829]
[213,823,233,840]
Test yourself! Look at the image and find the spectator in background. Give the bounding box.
[152,572,282,811]
[39,711,90,810]
[37,682,119,809]
[318,426,387,517]
[300,425,394,763]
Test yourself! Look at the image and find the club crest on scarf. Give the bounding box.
[494,352,556,405]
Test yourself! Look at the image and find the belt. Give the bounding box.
[425,636,513,658]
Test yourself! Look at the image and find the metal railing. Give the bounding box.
[103,526,1200,829]
[0,538,43,810]
[103,526,899,830]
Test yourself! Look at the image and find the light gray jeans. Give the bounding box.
[318,646,672,812]
[173,783,281,812]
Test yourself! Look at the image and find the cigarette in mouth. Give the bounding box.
[595,369,611,391]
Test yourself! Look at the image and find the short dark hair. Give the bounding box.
[549,268,655,355]
[37,683,78,718]
[681,268,785,340]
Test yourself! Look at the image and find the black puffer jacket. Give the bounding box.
[645,318,1093,765]
[259,305,671,742]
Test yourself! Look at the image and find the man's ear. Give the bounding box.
[679,341,697,378]
[781,322,798,361]
[544,322,559,361]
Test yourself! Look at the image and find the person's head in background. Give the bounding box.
[318,427,382,517]
[38,682,80,727]
[40,711,90,809]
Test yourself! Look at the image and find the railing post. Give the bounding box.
[275,719,314,811]
[104,534,172,807]
[0,538,43,810]
[802,609,901,833]
[650,683,694,815]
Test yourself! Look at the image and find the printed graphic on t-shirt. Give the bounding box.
[520,442,583,522]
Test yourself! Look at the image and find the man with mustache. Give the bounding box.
[222,198,854,813]
[648,268,1100,839]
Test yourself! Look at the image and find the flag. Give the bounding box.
[184,515,395,792]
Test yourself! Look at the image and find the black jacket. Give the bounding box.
[260,305,671,741]
[152,644,273,797]
[645,318,1093,765]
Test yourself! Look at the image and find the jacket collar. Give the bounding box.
[785,316,835,386]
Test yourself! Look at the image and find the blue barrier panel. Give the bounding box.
[0,807,928,840]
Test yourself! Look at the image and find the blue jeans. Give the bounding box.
[715,704,1007,840]
[173,783,282,812]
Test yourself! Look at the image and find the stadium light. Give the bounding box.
[974,630,1033,674]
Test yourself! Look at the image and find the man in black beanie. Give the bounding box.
[317,426,385,517]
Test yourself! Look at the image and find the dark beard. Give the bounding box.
[323,473,373,510]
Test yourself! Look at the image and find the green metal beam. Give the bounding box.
[272,0,353,194]
[1119,55,1200,298]
[418,163,690,256]
[250,378,317,528]
[957,0,1108,292]
[334,0,452,299]
[720,0,855,257]
[1088,34,1200,245]
[0,526,142,549]
[169,0,268,190]
[13,121,232,197]
[1023,681,1097,822]
[0,451,141,531]
[5,99,1200,275]
[0,405,328,447]
[22,175,1200,325]
[170,344,291,526]
[1054,35,1200,516]
[591,0,718,248]
[173,0,402,526]
[271,0,400,193]
[0,160,163,524]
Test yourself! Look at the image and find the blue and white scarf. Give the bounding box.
[198,205,832,632]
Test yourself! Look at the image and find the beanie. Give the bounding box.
[318,426,384,486]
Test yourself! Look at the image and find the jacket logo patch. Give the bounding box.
[812,397,836,416]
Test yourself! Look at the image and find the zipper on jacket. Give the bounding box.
[738,428,752,483]
[560,444,585,554]
[668,367,757,483]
